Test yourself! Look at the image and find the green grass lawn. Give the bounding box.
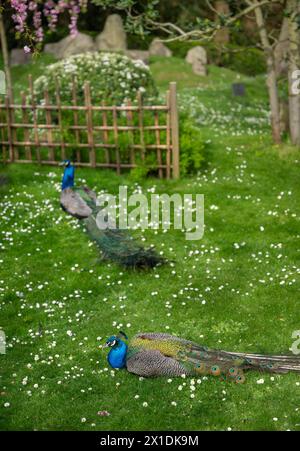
[1,55,300,431]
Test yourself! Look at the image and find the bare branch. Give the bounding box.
[133,0,285,44]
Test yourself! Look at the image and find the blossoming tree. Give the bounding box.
[0,0,86,100]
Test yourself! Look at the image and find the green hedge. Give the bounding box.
[167,41,266,77]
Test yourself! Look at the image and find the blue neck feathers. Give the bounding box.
[62,164,75,191]
[107,339,128,369]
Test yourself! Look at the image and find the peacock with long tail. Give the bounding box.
[59,160,164,269]
[104,332,300,382]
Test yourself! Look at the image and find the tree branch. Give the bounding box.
[129,0,284,44]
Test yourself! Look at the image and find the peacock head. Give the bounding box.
[104,335,119,348]
[59,159,72,168]
[104,331,128,348]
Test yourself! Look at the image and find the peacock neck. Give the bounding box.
[62,165,75,191]
[108,340,128,369]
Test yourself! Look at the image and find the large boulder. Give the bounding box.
[149,38,172,57]
[125,50,150,64]
[185,46,207,76]
[95,14,127,51]
[10,48,32,66]
[44,32,96,59]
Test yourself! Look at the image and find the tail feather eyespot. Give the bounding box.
[235,373,245,384]
[195,362,206,373]
[228,367,239,377]
[210,365,221,376]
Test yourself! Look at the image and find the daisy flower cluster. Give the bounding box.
[33,52,158,107]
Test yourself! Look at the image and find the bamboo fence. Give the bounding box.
[0,78,180,179]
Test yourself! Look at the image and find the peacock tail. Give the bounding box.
[125,333,300,382]
[60,186,165,269]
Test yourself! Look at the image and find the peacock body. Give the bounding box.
[59,161,164,269]
[104,332,300,383]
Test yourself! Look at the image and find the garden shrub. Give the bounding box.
[179,114,208,177]
[220,46,266,77]
[33,51,158,106]
[167,41,266,77]
[129,113,209,181]
[29,52,158,164]
[29,52,208,177]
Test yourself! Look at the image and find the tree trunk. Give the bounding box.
[253,4,281,144]
[274,17,289,76]
[0,13,13,101]
[214,1,230,44]
[287,0,300,146]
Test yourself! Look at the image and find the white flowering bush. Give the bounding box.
[33,52,158,105]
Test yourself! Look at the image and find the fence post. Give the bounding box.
[29,75,41,163]
[169,82,180,179]
[137,89,145,162]
[21,92,32,161]
[84,82,96,168]
[0,97,6,162]
[5,95,14,162]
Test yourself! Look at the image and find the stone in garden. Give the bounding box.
[95,14,127,51]
[44,32,96,59]
[232,83,246,97]
[10,48,32,66]
[185,46,207,76]
[125,50,150,64]
[149,38,172,57]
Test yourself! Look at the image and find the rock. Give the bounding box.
[44,32,95,59]
[125,50,150,64]
[185,46,207,76]
[95,14,127,51]
[44,42,59,57]
[232,83,246,97]
[10,48,32,66]
[149,38,172,57]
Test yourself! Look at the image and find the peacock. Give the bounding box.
[104,332,300,382]
[59,160,164,269]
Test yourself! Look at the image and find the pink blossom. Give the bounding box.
[97,410,110,416]
[11,0,82,45]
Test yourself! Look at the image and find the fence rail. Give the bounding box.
[0,78,180,179]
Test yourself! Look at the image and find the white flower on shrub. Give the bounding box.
[30,52,158,144]
[33,52,157,107]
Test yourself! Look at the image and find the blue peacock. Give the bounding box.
[59,160,164,268]
[104,332,300,382]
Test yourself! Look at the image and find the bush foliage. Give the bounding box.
[167,42,266,77]
[33,51,158,105]
[30,52,207,178]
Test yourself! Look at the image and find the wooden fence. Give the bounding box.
[0,78,179,179]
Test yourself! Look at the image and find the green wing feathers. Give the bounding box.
[127,333,300,381]
[61,186,165,269]
[83,214,164,268]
